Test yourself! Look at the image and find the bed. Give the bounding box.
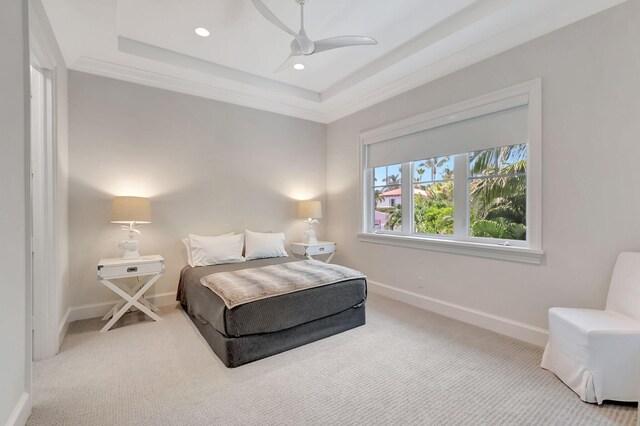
[177,257,367,367]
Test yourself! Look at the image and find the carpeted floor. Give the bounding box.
[30,293,637,425]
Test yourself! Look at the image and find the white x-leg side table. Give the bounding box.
[290,242,336,263]
[97,255,165,332]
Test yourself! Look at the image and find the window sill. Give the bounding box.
[357,232,544,264]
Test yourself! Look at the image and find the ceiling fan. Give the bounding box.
[251,0,378,72]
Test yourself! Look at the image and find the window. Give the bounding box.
[359,80,543,263]
[371,143,526,242]
[413,156,454,236]
[372,164,402,231]
[469,144,527,241]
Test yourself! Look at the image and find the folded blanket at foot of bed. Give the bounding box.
[199,259,366,309]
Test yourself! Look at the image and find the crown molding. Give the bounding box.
[29,0,66,71]
[321,0,628,122]
[69,0,627,125]
[71,56,329,123]
[70,45,520,125]
[321,0,512,102]
[118,37,321,103]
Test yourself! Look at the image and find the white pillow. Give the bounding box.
[187,233,244,267]
[244,230,288,260]
[182,232,234,267]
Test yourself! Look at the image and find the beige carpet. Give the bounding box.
[30,294,637,425]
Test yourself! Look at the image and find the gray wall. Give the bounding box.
[326,0,640,331]
[0,0,30,423]
[68,71,327,307]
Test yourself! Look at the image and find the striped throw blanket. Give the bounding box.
[200,260,366,309]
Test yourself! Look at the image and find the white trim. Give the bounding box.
[28,1,67,70]
[71,56,328,124]
[67,291,178,323]
[453,154,468,237]
[29,64,60,361]
[526,80,543,251]
[5,392,31,426]
[400,163,412,233]
[58,308,71,349]
[358,79,543,259]
[22,0,33,416]
[29,0,65,361]
[368,280,548,347]
[56,1,624,124]
[321,0,626,123]
[358,233,544,265]
[360,92,530,146]
[118,37,320,103]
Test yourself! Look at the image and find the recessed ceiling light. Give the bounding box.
[293,63,305,70]
[194,27,210,37]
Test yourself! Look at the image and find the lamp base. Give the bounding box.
[304,228,318,245]
[119,239,140,259]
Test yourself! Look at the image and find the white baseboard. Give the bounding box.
[368,280,548,347]
[67,291,178,323]
[58,308,71,350]
[5,392,31,426]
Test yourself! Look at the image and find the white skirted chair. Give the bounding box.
[541,252,640,404]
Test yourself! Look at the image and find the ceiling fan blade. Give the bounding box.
[274,51,300,73]
[274,54,293,73]
[251,0,299,40]
[274,40,302,73]
[313,36,377,54]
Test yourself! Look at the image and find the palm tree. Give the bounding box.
[385,204,402,230]
[470,160,526,218]
[373,188,384,204]
[469,165,526,239]
[441,167,453,179]
[383,173,401,192]
[419,156,450,181]
[469,144,527,240]
[424,181,454,204]
[470,144,526,176]
[471,218,526,240]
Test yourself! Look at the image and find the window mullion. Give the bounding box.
[453,154,468,240]
[401,162,412,235]
[365,168,373,233]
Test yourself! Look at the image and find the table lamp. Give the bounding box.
[111,196,151,259]
[298,200,322,244]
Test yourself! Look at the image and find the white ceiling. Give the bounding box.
[42,0,626,123]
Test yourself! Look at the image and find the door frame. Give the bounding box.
[29,7,60,360]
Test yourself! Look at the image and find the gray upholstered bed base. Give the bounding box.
[184,303,366,368]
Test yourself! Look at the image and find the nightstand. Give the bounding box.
[291,241,336,263]
[97,255,165,332]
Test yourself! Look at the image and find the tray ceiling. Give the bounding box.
[42,0,626,122]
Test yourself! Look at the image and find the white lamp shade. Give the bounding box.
[111,196,151,224]
[298,200,322,219]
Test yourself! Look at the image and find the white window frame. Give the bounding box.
[358,79,543,264]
